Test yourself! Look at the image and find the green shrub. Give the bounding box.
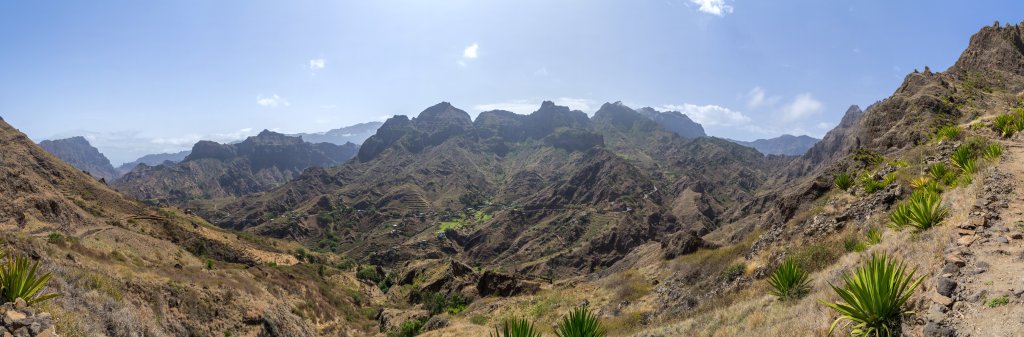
[917,180,943,195]
[0,252,59,305]
[767,259,811,301]
[471,315,489,325]
[822,254,923,337]
[791,244,843,272]
[861,175,888,194]
[993,114,1019,137]
[388,319,425,337]
[46,232,64,244]
[422,291,471,315]
[935,125,961,141]
[490,317,542,337]
[986,295,1009,308]
[554,306,606,337]
[834,172,854,191]
[719,263,745,283]
[844,237,867,252]
[865,228,882,245]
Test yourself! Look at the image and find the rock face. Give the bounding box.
[732,134,820,156]
[290,121,383,145]
[113,130,358,205]
[636,107,706,138]
[115,150,190,176]
[37,136,119,181]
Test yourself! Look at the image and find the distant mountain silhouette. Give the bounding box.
[38,136,119,181]
[731,134,819,156]
[116,150,191,175]
[289,121,383,145]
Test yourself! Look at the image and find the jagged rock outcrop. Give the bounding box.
[290,121,383,145]
[37,136,119,181]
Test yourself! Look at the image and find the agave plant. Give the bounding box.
[865,228,882,245]
[554,305,606,337]
[982,143,1003,160]
[950,145,975,173]
[935,125,961,141]
[834,172,854,191]
[888,204,911,230]
[0,253,58,304]
[822,254,923,337]
[768,259,812,301]
[993,114,1017,138]
[908,176,930,189]
[904,190,948,231]
[928,163,953,184]
[490,318,542,337]
[918,181,943,195]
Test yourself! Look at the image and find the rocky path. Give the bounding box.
[926,141,1024,337]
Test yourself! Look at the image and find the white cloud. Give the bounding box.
[816,122,834,130]
[256,94,289,108]
[690,0,733,16]
[309,58,325,71]
[659,103,751,126]
[152,134,202,146]
[473,97,596,115]
[463,43,479,59]
[780,93,823,121]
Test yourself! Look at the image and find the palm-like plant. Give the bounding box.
[888,204,911,230]
[822,254,923,337]
[490,318,542,337]
[982,143,1003,160]
[0,253,58,305]
[935,125,961,141]
[908,176,930,189]
[928,163,954,185]
[834,172,854,191]
[767,259,812,301]
[950,145,975,173]
[993,114,1017,137]
[904,190,948,231]
[554,306,606,337]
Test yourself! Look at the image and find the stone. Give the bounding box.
[977,261,990,270]
[933,294,954,307]
[422,315,450,331]
[936,277,957,297]
[967,290,987,303]
[957,228,975,236]
[12,298,26,311]
[34,328,55,337]
[28,322,40,335]
[4,310,26,324]
[1011,233,1023,240]
[923,322,954,337]
[995,237,1009,244]
[942,263,960,275]
[944,254,966,266]
[957,235,975,246]
[11,327,27,337]
[926,304,946,322]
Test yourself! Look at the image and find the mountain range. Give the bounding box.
[730,134,820,156]
[6,21,1023,337]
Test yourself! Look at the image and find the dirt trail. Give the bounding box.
[929,140,1024,337]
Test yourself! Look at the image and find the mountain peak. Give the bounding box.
[950,23,1024,78]
[38,136,119,181]
[415,102,472,125]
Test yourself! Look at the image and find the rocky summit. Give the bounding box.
[4,10,1024,337]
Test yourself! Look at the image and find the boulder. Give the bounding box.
[661,231,704,259]
[377,308,428,333]
[477,271,541,297]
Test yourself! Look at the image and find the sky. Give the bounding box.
[1,1,1023,164]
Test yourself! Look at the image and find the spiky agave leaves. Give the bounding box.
[834,172,855,191]
[554,305,606,337]
[928,163,956,185]
[490,317,542,337]
[0,253,58,304]
[982,143,1003,160]
[768,259,812,301]
[903,190,948,231]
[822,254,923,337]
[935,125,961,141]
[993,114,1018,138]
[888,203,911,230]
[950,145,976,174]
[865,228,883,245]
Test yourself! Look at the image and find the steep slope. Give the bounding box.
[37,136,119,181]
[113,130,358,206]
[291,121,383,145]
[731,134,820,156]
[116,150,191,175]
[0,117,377,336]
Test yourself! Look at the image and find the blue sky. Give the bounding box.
[1,1,1022,164]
